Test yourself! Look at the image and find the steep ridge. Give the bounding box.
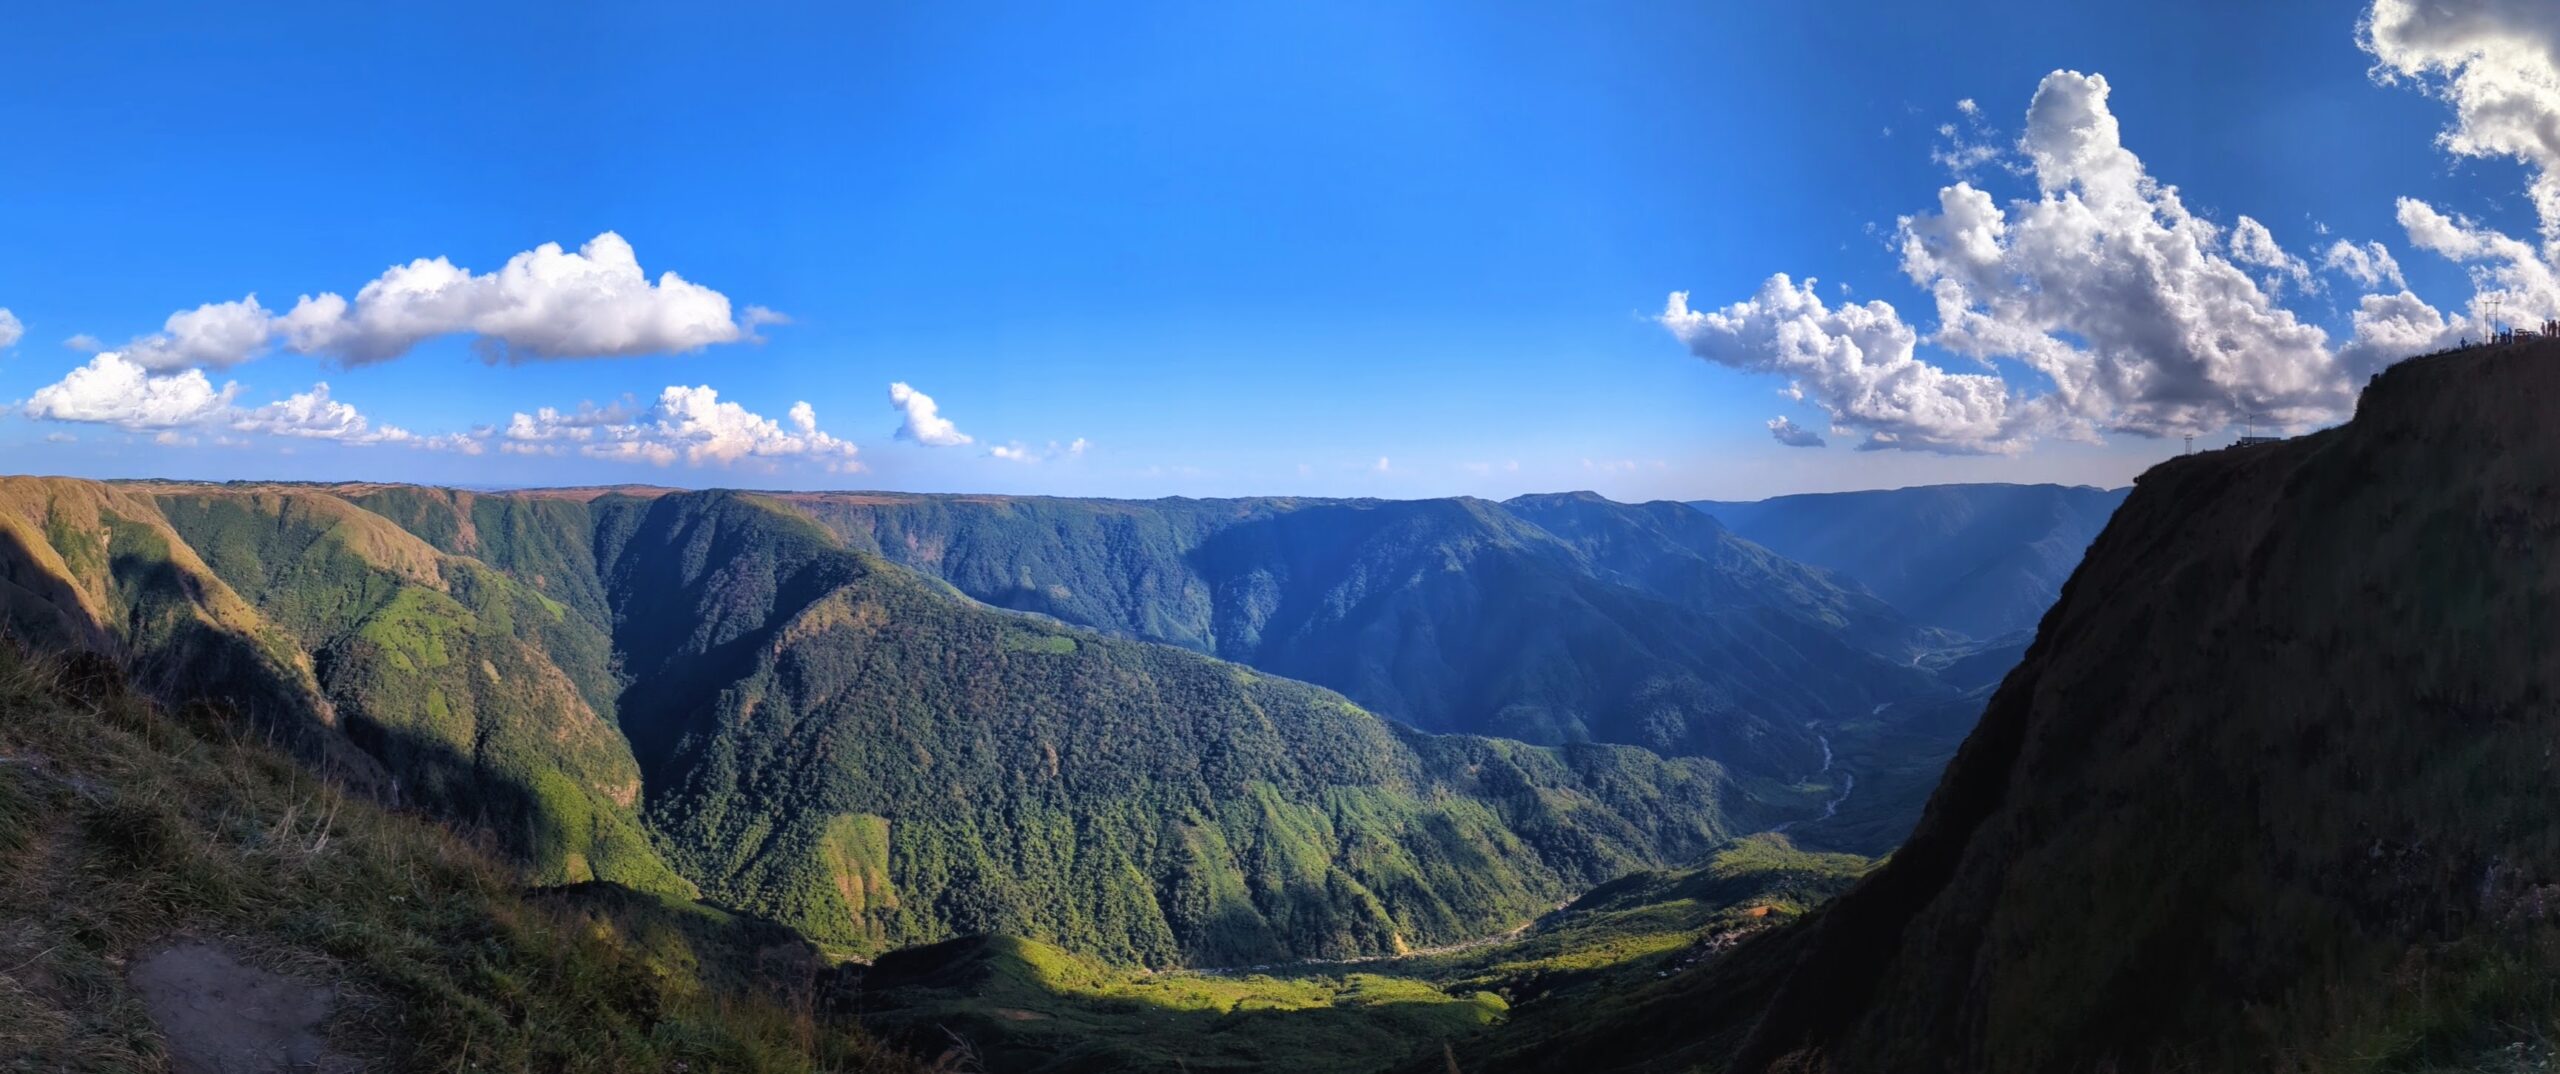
[0,480,683,893]
[0,477,378,783]
[147,487,683,893]
[784,491,1940,772]
[1481,342,2560,1072]
[1695,483,2126,639]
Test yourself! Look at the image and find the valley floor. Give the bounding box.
[852,835,1872,1074]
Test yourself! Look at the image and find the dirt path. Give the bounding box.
[129,942,360,1074]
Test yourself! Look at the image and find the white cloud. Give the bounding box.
[1668,71,2357,452]
[24,352,240,429]
[1767,416,1827,447]
[2397,195,2560,325]
[1930,100,2006,179]
[988,437,1088,463]
[230,382,474,451]
[2338,288,2462,378]
[123,295,279,370]
[2322,239,2408,290]
[1372,456,1392,473]
[62,333,102,353]
[2230,216,2318,294]
[23,354,480,452]
[2364,0,2560,249]
[101,232,773,371]
[888,382,972,446]
[0,309,20,350]
[500,400,640,445]
[1661,276,2026,453]
[504,386,860,471]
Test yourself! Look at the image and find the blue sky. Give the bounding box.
[0,1,2548,499]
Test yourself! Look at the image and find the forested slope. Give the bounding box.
[585,490,1759,965]
[785,490,1943,768]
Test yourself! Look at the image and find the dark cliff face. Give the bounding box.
[1725,341,2560,1072]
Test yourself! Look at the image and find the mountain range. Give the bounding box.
[2,478,1936,969]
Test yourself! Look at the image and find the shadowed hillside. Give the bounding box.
[1695,483,2126,639]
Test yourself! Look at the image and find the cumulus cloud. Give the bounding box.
[888,382,972,446]
[1661,276,2026,453]
[62,333,102,353]
[1767,416,1828,447]
[230,382,477,451]
[502,387,860,471]
[2322,239,2408,290]
[2364,0,2560,249]
[2337,288,2462,377]
[2397,195,2560,325]
[23,353,479,451]
[122,295,279,370]
[1668,70,2363,452]
[0,309,20,350]
[2231,216,2318,294]
[24,352,240,428]
[102,232,772,371]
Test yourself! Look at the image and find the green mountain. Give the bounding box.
[782,490,1945,769]
[1694,483,2127,639]
[0,478,682,896]
[1469,342,2560,1072]
[0,479,1788,969]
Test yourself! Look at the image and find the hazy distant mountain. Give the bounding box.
[1693,483,2128,638]
[789,491,1945,770]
